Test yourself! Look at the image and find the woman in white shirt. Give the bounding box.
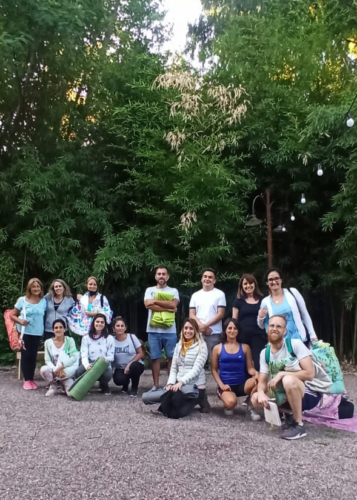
[76,313,115,395]
[40,319,79,396]
[112,316,144,397]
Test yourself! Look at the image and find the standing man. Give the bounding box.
[189,268,226,357]
[144,266,179,391]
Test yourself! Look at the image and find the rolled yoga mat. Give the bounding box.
[69,358,109,401]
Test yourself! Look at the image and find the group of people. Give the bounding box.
[11,266,336,440]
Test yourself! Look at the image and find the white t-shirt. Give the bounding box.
[259,339,311,374]
[113,335,144,369]
[189,288,226,335]
[144,285,180,334]
[52,343,65,368]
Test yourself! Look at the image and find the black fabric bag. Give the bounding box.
[158,389,199,419]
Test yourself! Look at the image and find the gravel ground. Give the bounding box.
[1,369,357,500]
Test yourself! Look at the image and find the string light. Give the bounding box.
[290,213,295,221]
[301,193,306,204]
[317,163,323,176]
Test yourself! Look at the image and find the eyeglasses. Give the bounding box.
[268,325,285,331]
[267,277,281,283]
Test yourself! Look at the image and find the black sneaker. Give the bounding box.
[281,421,307,440]
[130,389,138,398]
[282,413,294,430]
[100,384,111,396]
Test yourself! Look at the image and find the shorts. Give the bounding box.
[280,391,321,412]
[217,383,247,398]
[148,332,177,360]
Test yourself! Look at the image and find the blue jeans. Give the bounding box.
[148,332,177,360]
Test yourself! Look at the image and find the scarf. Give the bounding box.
[181,339,194,356]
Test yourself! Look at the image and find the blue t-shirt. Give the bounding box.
[15,296,47,336]
[269,294,300,340]
[144,285,179,334]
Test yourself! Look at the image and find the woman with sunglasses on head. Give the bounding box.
[76,313,114,395]
[44,279,75,342]
[68,276,112,336]
[258,269,318,343]
[232,274,267,370]
[41,319,79,396]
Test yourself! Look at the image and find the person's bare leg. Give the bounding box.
[167,357,172,375]
[282,376,305,423]
[220,391,237,410]
[151,358,161,387]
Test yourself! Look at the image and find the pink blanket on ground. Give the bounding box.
[302,394,357,433]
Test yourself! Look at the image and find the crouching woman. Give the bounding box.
[40,319,79,396]
[211,318,261,420]
[76,313,115,395]
[158,318,208,419]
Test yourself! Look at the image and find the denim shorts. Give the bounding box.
[148,332,177,360]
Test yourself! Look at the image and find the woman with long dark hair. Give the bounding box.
[232,273,267,370]
[11,278,47,390]
[76,313,114,395]
[211,318,260,419]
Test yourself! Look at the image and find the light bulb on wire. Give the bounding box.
[301,193,306,204]
[290,213,295,221]
[282,225,287,232]
[317,163,323,176]
[346,113,355,128]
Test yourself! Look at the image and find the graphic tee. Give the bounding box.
[144,286,179,334]
[114,335,144,369]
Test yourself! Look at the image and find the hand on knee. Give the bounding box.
[282,376,302,391]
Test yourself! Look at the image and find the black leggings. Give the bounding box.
[21,335,41,381]
[113,361,144,391]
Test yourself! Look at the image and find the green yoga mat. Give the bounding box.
[69,358,109,401]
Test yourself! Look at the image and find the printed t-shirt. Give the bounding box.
[114,335,144,369]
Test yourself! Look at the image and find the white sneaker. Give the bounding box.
[45,387,57,397]
[150,386,161,392]
[224,408,234,416]
[247,407,261,421]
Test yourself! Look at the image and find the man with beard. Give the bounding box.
[144,266,180,391]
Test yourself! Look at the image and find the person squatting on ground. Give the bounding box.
[11,278,47,390]
[158,318,208,418]
[211,318,261,420]
[44,279,75,342]
[232,273,267,371]
[76,313,114,395]
[258,269,317,343]
[144,266,179,391]
[112,316,145,397]
[251,315,330,440]
[40,319,79,396]
[189,268,226,358]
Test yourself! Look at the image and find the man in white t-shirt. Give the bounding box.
[251,314,318,440]
[144,266,179,391]
[189,268,226,357]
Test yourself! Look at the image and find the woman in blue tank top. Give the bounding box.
[211,318,261,420]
